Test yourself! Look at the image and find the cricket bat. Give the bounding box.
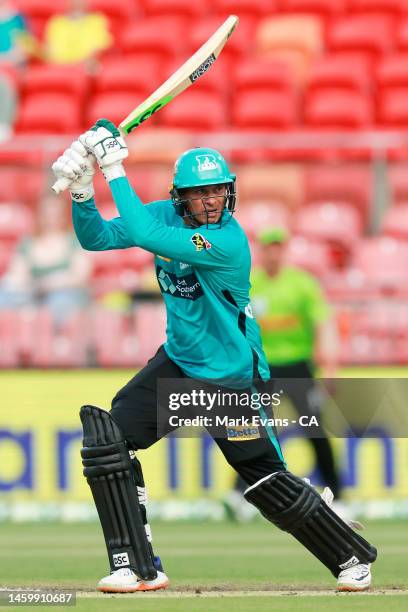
[52,15,239,194]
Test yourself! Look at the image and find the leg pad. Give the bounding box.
[80,405,156,580]
[245,471,377,577]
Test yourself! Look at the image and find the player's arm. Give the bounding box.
[80,120,240,267]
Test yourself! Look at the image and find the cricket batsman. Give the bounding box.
[52,119,377,593]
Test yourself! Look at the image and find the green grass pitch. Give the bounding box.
[1,367,408,610]
[1,519,407,611]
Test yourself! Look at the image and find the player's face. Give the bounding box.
[261,242,286,274]
[181,184,227,226]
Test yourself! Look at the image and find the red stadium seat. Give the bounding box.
[348,0,408,15]
[159,90,227,130]
[397,18,408,51]
[21,64,88,102]
[376,54,408,88]
[382,204,408,239]
[0,167,45,205]
[16,93,82,134]
[94,57,162,96]
[14,0,68,36]
[304,164,372,222]
[87,0,138,31]
[232,90,298,129]
[377,87,408,126]
[213,0,277,21]
[285,237,333,278]
[279,0,346,17]
[0,203,34,244]
[238,163,303,209]
[307,55,371,93]
[234,59,294,94]
[142,0,208,20]
[119,17,186,63]
[327,15,394,62]
[304,89,373,128]
[351,237,408,292]
[295,202,363,249]
[389,163,408,205]
[86,92,151,129]
[236,203,291,239]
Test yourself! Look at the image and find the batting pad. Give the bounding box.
[80,405,157,580]
[244,471,377,577]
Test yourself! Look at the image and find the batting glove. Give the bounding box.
[80,118,128,183]
[52,140,96,202]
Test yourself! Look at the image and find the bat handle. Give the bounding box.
[52,177,72,194]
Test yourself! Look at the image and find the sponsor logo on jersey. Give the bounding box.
[191,233,212,251]
[226,425,260,442]
[113,552,130,567]
[156,266,204,301]
[195,154,218,172]
[180,262,191,270]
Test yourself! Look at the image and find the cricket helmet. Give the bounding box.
[170,147,236,226]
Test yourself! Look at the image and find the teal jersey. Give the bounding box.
[72,177,269,387]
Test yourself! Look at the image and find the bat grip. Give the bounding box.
[52,177,72,194]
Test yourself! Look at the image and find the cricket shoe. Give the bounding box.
[337,563,372,592]
[97,568,169,593]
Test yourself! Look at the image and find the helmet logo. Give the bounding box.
[196,154,218,172]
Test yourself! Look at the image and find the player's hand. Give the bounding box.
[52,140,96,202]
[80,118,128,183]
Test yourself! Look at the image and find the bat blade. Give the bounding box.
[119,15,239,135]
[52,15,238,194]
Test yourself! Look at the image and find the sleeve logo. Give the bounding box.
[191,233,212,251]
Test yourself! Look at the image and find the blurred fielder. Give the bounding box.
[52,119,377,593]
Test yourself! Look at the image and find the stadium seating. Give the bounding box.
[14,0,68,37]
[285,237,333,278]
[95,57,162,95]
[377,86,408,126]
[21,64,88,102]
[0,203,34,246]
[279,0,346,17]
[255,15,323,81]
[232,89,298,129]
[238,163,303,209]
[350,236,408,293]
[236,203,291,239]
[119,16,187,64]
[348,0,408,16]
[303,89,373,128]
[389,163,408,205]
[327,14,394,64]
[16,93,82,133]
[141,0,208,20]
[307,55,371,93]
[382,203,408,239]
[234,58,295,94]
[304,164,371,222]
[159,90,227,130]
[213,0,278,21]
[86,92,150,130]
[294,202,363,250]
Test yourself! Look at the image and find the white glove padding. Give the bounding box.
[52,140,96,202]
[79,119,128,183]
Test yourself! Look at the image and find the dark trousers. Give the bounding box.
[236,360,341,497]
[110,346,286,487]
